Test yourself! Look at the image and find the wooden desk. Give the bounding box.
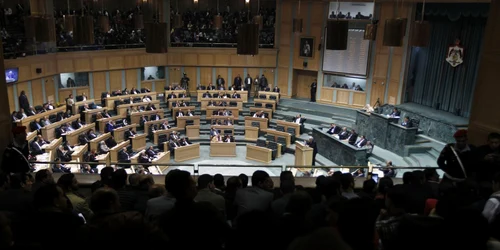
[244,116,268,130]
[149,151,172,174]
[164,90,189,98]
[197,90,248,102]
[17,106,66,133]
[89,133,111,151]
[72,99,96,115]
[167,98,191,109]
[44,137,63,163]
[144,118,169,136]
[246,144,272,163]
[201,98,243,110]
[71,144,88,162]
[245,126,259,141]
[249,107,273,120]
[186,125,200,139]
[263,129,292,147]
[83,108,104,123]
[130,150,143,164]
[130,110,164,125]
[153,127,184,145]
[211,125,235,136]
[172,106,196,117]
[177,115,201,129]
[41,114,81,141]
[295,141,313,166]
[114,124,139,143]
[66,124,96,146]
[96,152,110,166]
[131,134,147,151]
[210,142,237,157]
[116,100,160,116]
[277,120,302,137]
[258,91,280,101]
[210,116,235,126]
[254,99,276,112]
[105,92,157,110]
[27,132,37,146]
[97,115,126,133]
[110,141,130,163]
[206,107,240,119]
[174,143,200,162]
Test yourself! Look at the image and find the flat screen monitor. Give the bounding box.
[5,68,19,84]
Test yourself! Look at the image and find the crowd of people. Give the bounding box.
[170,8,275,47]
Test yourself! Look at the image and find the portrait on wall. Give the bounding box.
[299,36,315,58]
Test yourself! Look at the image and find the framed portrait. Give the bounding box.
[299,36,315,58]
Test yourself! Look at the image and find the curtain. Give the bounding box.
[405,4,487,118]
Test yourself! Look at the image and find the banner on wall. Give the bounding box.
[446,39,464,67]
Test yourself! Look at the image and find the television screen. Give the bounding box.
[5,68,19,84]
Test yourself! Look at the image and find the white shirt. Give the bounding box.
[188,113,193,116]
[253,114,258,118]
[178,113,184,117]
[356,139,365,148]
[295,118,301,124]
[143,97,151,102]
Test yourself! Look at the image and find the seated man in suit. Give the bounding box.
[207,83,216,90]
[169,139,180,155]
[232,91,240,99]
[57,145,72,162]
[225,118,233,126]
[338,127,350,140]
[105,121,115,134]
[186,109,194,116]
[326,123,340,135]
[150,112,161,121]
[98,141,110,154]
[65,122,76,132]
[253,111,266,118]
[401,116,412,127]
[30,120,43,133]
[167,92,177,99]
[170,131,180,141]
[161,121,171,130]
[30,135,49,155]
[178,92,187,98]
[180,137,191,146]
[223,135,232,143]
[105,136,118,148]
[124,128,137,142]
[138,151,152,166]
[164,85,173,91]
[305,137,318,166]
[72,118,84,129]
[146,146,157,157]
[293,114,304,124]
[79,134,90,145]
[52,158,71,173]
[388,107,401,118]
[346,129,358,145]
[102,110,112,118]
[203,91,212,98]
[210,127,219,137]
[355,135,367,148]
[87,129,98,140]
[272,86,280,93]
[118,147,131,167]
[177,110,185,117]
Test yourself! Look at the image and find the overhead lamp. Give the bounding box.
[410,1,431,47]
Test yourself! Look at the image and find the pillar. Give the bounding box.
[0,40,13,162]
[468,0,500,145]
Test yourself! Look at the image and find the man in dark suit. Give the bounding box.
[216,75,225,89]
[170,131,179,141]
[210,128,219,137]
[203,91,212,98]
[105,136,117,148]
[338,127,350,140]
[79,134,89,145]
[124,128,136,142]
[401,116,412,127]
[347,129,358,145]
[146,146,157,158]
[105,121,115,134]
[233,74,242,90]
[118,148,131,167]
[207,83,216,90]
[272,86,280,93]
[180,137,191,146]
[87,129,98,140]
[150,112,161,121]
[244,74,252,97]
[169,139,180,155]
[305,137,318,166]
[259,74,268,91]
[30,139,44,155]
[293,114,303,124]
[232,92,240,99]
[389,108,401,117]
[326,123,340,135]
[18,91,30,114]
[310,79,317,102]
[138,152,151,165]
[161,121,171,130]
[355,135,367,148]
[167,92,177,99]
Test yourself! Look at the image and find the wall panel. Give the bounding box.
[31,80,44,107]
[198,54,214,66]
[200,67,212,85]
[45,77,56,103]
[183,67,197,93]
[263,69,275,88]
[74,58,91,72]
[109,70,122,91]
[169,68,182,85]
[75,87,90,97]
[7,85,15,113]
[58,89,72,103]
[125,69,138,89]
[294,70,316,99]
[277,67,289,97]
[93,72,107,100]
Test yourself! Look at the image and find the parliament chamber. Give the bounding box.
[0,0,500,249]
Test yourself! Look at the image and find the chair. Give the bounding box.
[256,139,267,147]
[270,96,277,100]
[213,93,219,98]
[251,122,260,128]
[259,95,266,99]
[267,143,277,160]
[265,103,273,109]
[49,114,57,122]
[255,103,263,108]
[76,95,83,102]
[287,127,296,143]
[276,125,285,132]
[224,129,233,135]
[229,101,237,107]
[268,141,280,159]
[186,120,194,126]
[276,137,287,154]
[266,134,275,142]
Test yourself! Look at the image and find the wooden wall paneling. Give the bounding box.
[293,3,306,70]
[230,55,245,67]
[92,57,109,71]
[57,59,74,73]
[246,55,261,67]
[125,69,138,89]
[232,68,244,83]
[75,87,90,97]
[216,68,228,84]
[73,58,91,72]
[167,53,182,66]
[92,72,107,100]
[336,90,350,105]
[295,70,315,99]
[277,67,289,97]
[320,87,334,103]
[16,65,30,82]
[154,80,164,93]
[109,70,123,91]
[124,55,140,69]
[59,89,73,103]
[263,69,275,88]
[141,81,153,92]
[31,79,44,106]
[183,67,197,93]
[278,45,291,68]
[247,68,260,82]
[291,70,298,97]
[214,54,230,67]
[7,85,15,113]
[45,77,56,103]
[198,54,214,66]
[260,55,278,68]
[169,68,182,85]
[108,56,125,70]
[200,67,212,85]
[352,92,367,107]
[182,54,199,66]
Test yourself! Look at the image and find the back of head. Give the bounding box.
[395,215,446,250]
[100,167,114,185]
[90,188,120,214]
[362,179,376,193]
[377,177,394,195]
[280,179,296,195]
[337,198,378,250]
[226,176,242,192]
[165,170,194,201]
[322,176,341,198]
[9,173,28,189]
[285,191,312,216]
[128,174,140,187]
[340,173,354,190]
[112,169,127,189]
[56,173,75,191]
[251,170,269,187]
[402,172,414,185]
[424,168,438,181]
[34,183,60,210]
[239,174,249,188]
[197,174,213,189]
[386,184,407,209]
[412,170,425,185]
[280,171,294,182]
[35,169,52,184]
[213,174,225,188]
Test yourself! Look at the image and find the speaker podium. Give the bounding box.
[294,141,313,166]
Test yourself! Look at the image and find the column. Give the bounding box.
[468,0,500,145]
[0,42,13,161]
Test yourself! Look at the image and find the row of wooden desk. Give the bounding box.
[17,106,66,133]
[104,92,158,110]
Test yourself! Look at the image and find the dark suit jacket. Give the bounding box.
[146,149,156,157]
[105,123,114,133]
[338,131,350,140]
[150,115,160,121]
[105,138,117,148]
[30,141,43,155]
[88,132,98,140]
[306,141,318,155]
[203,93,212,98]
[138,155,151,164]
[19,94,30,112]
[356,139,367,148]
[401,121,413,128]
[390,111,401,117]
[327,126,340,135]
[118,151,131,163]
[207,86,216,90]
[232,94,240,98]
[79,134,89,145]
[348,133,358,145]
[273,87,280,93]
[125,130,136,140]
[161,124,171,130]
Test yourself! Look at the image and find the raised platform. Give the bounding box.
[380,102,469,143]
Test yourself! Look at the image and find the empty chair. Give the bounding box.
[286,127,296,143]
[276,125,285,132]
[266,134,275,142]
[256,139,267,147]
[224,129,233,135]
[267,141,279,160]
[270,95,277,100]
[186,120,194,126]
[265,103,273,109]
[229,101,237,107]
[251,122,260,128]
[277,137,287,154]
[255,103,263,108]
[259,95,267,99]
